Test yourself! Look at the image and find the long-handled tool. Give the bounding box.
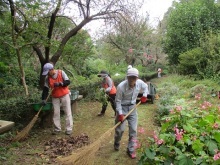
[58,101,142,165]
[12,89,53,142]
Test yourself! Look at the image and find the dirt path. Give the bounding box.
[0,79,159,165]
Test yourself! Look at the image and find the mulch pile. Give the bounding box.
[44,133,90,158]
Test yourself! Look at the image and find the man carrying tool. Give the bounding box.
[41,63,73,135]
[114,67,149,159]
[97,70,117,117]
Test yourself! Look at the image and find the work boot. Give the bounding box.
[65,130,72,135]
[114,143,120,151]
[97,113,104,116]
[51,130,61,135]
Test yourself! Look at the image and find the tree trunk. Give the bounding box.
[10,8,29,95]
[17,49,29,95]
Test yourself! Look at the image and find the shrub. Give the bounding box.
[0,86,42,125]
[139,96,220,165]
[138,75,220,165]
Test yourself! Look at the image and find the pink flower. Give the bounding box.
[128,48,133,53]
[213,152,220,161]
[200,101,212,110]
[132,138,141,149]
[165,118,171,122]
[148,55,153,59]
[169,109,175,114]
[174,125,184,141]
[213,123,219,129]
[201,105,206,109]
[195,93,201,100]
[132,138,138,143]
[156,139,164,145]
[134,141,141,149]
[175,106,182,112]
[153,131,164,145]
[138,127,145,134]
[153,131,158,142]
[204,101,212,107]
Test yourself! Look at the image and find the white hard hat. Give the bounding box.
[127,68,139,77]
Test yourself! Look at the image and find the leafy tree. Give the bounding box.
[61,29,95,76]
[178,32,220,79]
[94,36,125,65]
[5,0,144,88]
[102,15,153,66]
[163,0,220,65]
[178,47,204,75]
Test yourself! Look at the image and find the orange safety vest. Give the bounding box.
[48,70,69,98]
[102,77,116,94]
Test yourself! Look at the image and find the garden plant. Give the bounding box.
[137,76,220,165]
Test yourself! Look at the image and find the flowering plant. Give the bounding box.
[138,96,220,165]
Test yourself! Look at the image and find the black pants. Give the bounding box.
[100,94,116,115]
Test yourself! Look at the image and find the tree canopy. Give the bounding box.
[163,0,220,65]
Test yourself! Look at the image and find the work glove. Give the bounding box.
[54,82,63,87]
[140,96,147,103]
[41,100,46,106]
[118,114,124,122]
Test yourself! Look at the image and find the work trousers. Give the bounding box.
[52,94,73,132]
[101,93,116,115]
[114,104,138,153]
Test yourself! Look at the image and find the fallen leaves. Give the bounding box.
[44,133,90,158]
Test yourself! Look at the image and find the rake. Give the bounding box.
[12,89,53,142]
[58,101,142,165]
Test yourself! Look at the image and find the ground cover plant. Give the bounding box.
[138,75,220,165]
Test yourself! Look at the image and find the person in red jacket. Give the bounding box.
[41,63,73,135]
[97,70,117,117]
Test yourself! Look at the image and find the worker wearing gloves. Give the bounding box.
[41,63,73,135]
[97,70,117,117]
[114,68,148,159]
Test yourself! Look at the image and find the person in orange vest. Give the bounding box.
[97,70,117,117]
[41,63,73,135]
